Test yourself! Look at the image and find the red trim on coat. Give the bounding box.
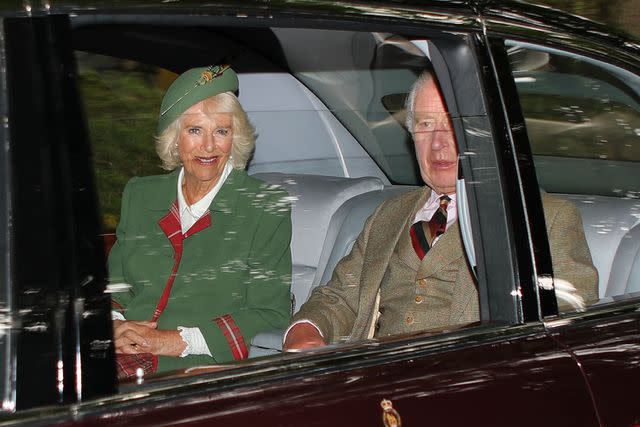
[213,314,248,360]
[184,213,211,238]
[154,200,211,321]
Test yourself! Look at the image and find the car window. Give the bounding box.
[73,25,506,383]
[507,41,640,197]
[507,41,640,310]
[76,29,470,378]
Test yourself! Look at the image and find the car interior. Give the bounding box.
[70,22,640,363]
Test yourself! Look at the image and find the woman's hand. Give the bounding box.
[113,320,186,357]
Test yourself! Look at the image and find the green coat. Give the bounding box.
[109,169,292,372]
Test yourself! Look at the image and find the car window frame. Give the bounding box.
[0,16,17,414]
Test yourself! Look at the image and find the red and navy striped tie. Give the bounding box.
[410,195,451,260]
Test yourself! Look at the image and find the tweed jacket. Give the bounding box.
[109,169,292,372]
[293,187,598,343]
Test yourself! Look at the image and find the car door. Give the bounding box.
[485,6,640,427]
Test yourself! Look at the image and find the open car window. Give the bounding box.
[72,23,516,385]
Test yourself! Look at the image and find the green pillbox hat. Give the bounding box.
[157,65,239,133]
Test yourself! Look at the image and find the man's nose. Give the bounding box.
[431,129,454,151]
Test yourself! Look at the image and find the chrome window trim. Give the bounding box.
[544,295,640,330]
[505,40,640,95]
[483,9,640,74]
[0,16,17,414]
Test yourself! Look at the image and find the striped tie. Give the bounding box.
[410,195,451,260]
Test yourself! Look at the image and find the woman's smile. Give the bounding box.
[195,155,221,166]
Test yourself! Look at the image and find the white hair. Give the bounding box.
[404,71,435,133]
[155,92,256,171]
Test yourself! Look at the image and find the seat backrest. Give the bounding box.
[251,172,385,312]
[317,186,417,286]
[607,222,640,296]
[559,194,640,297]
[239,73,387,182]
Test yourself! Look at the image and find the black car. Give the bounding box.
[0,1,639,425]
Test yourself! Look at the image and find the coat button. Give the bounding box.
[414,296,423,304]
[406,315,414,324]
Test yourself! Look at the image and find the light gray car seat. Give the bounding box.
[252,172,385,312]
[561,194,640,297]
[607,222,640,296]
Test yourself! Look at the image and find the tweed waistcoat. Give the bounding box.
[377,212,461,337]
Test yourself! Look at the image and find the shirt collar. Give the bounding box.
[413,189,457,227]
[177,161,234,220]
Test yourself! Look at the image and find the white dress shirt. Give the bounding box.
[413,191,457,245]
[177,162,233,234]
[413,191,457,225]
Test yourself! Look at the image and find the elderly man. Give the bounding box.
[284,71,598,350]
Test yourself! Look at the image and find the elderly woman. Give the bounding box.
[108,65,292,376]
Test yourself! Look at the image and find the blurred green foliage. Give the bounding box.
[79,64,165,232]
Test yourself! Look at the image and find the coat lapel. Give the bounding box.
[414,220,478,325]
[396,214,422,271]
[448,253,479,325]
[396,189,431,271]
[158,201,183,254]
[350,187,429,339]
[146,170,179,212]
[416,222,464,279]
